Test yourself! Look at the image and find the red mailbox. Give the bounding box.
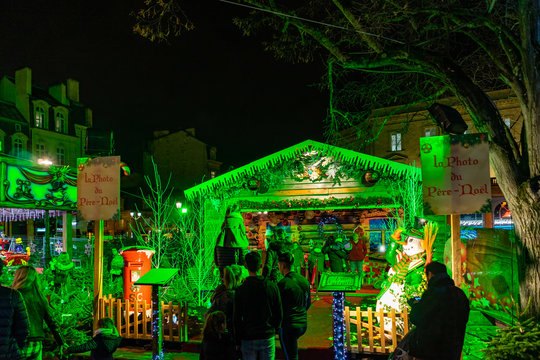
[120,246,155,304]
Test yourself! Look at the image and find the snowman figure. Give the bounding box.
[376,223,436,332]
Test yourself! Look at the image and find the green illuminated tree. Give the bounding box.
[166,198,222,307]
[229,0,540,318]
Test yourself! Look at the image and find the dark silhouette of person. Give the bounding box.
[322,235,348,272]
[234,251,282,360]
[391,261,470,360]
[277,252,311,360]
[0,261,29,359]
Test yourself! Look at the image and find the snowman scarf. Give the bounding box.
[391,252,424,281]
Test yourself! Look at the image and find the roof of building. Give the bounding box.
[0,101,26,122]
[184,139,419,200]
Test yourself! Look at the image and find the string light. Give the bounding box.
[332,291,347,360]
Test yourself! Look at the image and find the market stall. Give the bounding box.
[0,155,77,265]
[184,140,421,286]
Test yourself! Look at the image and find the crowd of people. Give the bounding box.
[208,211,312,360]
[0,261,121,360]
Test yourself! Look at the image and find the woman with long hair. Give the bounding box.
[206,266,237,336]
[200,311,235,360]
[11,266,64,360]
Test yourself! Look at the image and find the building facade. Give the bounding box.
[341,89,522,229]
[0,67,92,168]
[144,128,222,200]
[342,89,522,168]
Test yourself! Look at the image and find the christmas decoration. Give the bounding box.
[238,196,396,211]
[246,177,260,191]
[332,291,347,360]
[376,222,438,331]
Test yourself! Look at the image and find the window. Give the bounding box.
[56,148,65,165]
[424,127,437,137]
[35,107,45,128]
[55,113,65,133]
[504,118,511,127]
[391,132,402,151]
[13,139,23,157]
[35,143,46,158]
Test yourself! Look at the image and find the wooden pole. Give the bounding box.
[62,211,73,258]
[450,214,461,288]
[43,210,51,267]
[93,220,104,331]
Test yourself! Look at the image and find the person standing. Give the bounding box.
[234,251,282,360]
[391,261,470,360]
[322,236,348,272]
[348,227,368,275]
[12,266,64,360]
[215,205,250,275]
[277,252,311,360]
[0,261,29,360]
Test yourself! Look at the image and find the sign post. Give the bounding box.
[135,268,179,359]
[77,156,120,331]
[420,134,491,287]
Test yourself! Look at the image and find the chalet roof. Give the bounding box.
[184,139,419,200]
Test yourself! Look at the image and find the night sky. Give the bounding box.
[0,1,327,171]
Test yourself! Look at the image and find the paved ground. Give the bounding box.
[71,289,498,360]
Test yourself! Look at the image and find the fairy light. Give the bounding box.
[332,291,347,360]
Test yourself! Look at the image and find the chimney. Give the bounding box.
[15,67,31,122]
[66,78,79,102]
[49,83,67,105]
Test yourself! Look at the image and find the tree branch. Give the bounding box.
[331,0,383,53]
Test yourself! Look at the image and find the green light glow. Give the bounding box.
[3,163,77,209]
[184,139,420,200]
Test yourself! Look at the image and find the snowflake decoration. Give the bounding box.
[84,241,93,257]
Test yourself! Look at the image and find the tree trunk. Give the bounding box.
[499,178,540,318]
[429,56,540,318]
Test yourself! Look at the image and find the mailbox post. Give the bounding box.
[120,246,155,305]
[135,268,179,360]
[318,273,361,360]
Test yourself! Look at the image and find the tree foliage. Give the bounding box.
[231,0,540,317]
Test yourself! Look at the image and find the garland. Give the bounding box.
[238,196,396,211]
[317,215,345,240]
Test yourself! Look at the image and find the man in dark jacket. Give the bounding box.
[0,261,29,360]
[402,261,470,360]
[234,251,282,360]
[322,236,348,272]
[277,252,311,360]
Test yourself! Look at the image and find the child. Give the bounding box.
[200,311,235,360]
[64,317,121,360]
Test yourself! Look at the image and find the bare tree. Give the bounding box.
[131,159,175,268]
[167,198,223,307]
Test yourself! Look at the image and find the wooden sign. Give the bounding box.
[77,156,120,221]
[318,272,361,292]
[420,134,491,215]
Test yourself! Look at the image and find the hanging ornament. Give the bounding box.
[246,177,260,191]
[362,170,380,187]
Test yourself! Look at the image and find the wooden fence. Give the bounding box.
[344,306,409,354]
[98,295,188,342]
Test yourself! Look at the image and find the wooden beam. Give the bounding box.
[450,214,462,287]
[93,220,104,331]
